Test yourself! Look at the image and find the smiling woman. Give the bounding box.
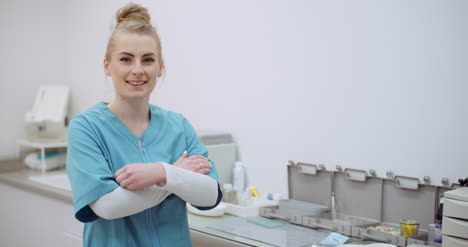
[104,33,162,104]
[66,3,222,247]
[103,4,164,127]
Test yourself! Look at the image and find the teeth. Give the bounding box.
[127,81,145,86]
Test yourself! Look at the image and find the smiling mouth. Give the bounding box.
[126,81,147,86]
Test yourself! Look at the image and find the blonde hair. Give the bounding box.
[105,3,164,72]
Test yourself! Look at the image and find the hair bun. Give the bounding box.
[117,3,151,25]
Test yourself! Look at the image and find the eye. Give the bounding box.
[143,57,155,63]
[119,57,131,62]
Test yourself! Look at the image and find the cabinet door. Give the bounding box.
[0,183,82,247]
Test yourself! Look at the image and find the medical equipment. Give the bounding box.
[24,85,70,143]
[189,131,278,218]
[198,129,237,186]
[259,161,457,247]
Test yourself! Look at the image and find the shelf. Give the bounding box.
[16,139,67,149]
[16,139,68,174]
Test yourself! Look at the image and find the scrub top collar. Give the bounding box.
[98,102,157,144]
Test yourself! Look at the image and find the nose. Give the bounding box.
[131,62,144,77]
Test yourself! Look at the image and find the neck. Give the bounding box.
[107,96,150,136]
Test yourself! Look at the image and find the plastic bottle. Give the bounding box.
[233,161,246,194]
[434,197,444,243]
[222,184,238,204]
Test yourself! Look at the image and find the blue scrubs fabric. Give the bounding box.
[66,102,221,247]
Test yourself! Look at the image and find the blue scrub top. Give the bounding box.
[66,102,222,247]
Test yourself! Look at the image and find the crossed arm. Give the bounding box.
[89,152,219,220]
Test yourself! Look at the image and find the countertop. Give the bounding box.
[0,160,273,246]
[0,159,72,202]
[0,159,381,247]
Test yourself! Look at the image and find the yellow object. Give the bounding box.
[250,186,259,198]
[400,220,420,237]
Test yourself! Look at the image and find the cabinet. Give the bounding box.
[442,188,468,247]
[0,183,82,247]
[0,170,262,247]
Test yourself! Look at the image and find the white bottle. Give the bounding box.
[233,161,246,194]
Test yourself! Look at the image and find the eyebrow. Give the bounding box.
[118,52,156,57]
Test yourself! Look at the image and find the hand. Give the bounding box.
[173,151,212,174]
[115,162,166,190]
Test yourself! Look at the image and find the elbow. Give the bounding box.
[90,202,122,220]
[193,183,223,211]
[91,207,118,220]
[96,212,118,221]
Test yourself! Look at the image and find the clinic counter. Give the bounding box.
[0,161,385,247]
[0,160,381,247]
[0,160,273,247]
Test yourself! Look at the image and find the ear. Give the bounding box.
[157,60,164,78]
[103,58,111,76]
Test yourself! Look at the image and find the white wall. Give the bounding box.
[0,0,70,157]
[1,0,467,197]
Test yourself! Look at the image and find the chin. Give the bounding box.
[121,92,151,101]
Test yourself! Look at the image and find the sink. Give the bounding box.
[29,170,71,192]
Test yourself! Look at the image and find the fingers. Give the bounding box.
[116,173,130,188]
[177,152,209,164]
[195,161,211,169]
[115,166,125,179]
[120,178,131,188]
[179,153,211,169]
[113,163,166,190]
[126,183,138,190]
[199,168,211,174]
[187,156,210,166]
[194,162,212,174]
[115,168,126,184]
[174,150,188,164]
[114,166,133,188]
[179,150,189,160]
[115,170,132,188]
[187,155,208,161]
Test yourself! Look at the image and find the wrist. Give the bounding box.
[153,162,167,186]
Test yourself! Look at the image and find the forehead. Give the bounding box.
[112,32,158,55]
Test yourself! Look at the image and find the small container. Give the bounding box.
[400,220,420,237]
[222,184,238,204]
[433,222,442,243]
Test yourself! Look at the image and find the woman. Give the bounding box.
[66,3,222,246]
